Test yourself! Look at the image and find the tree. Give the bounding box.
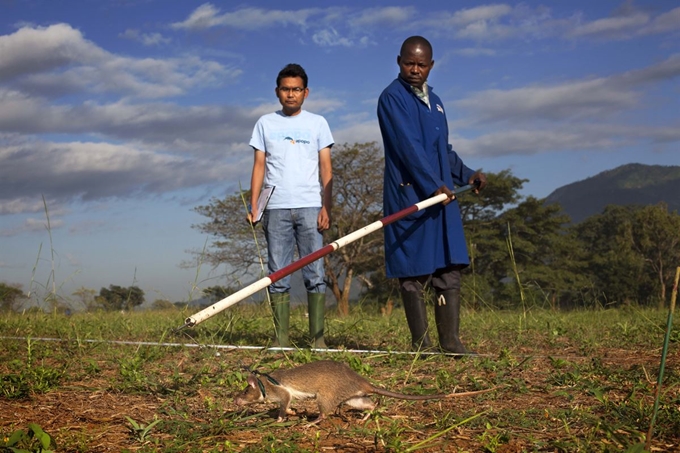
[203,285,237,303]
[628,203,680,306]
[0,282,24,312]
[152,299,175,310]
[493,197,591,308]
[458,169,527,224]
[192,142,386,316]
[458,171,592,309]
[193,189,266,279]
[457,170,528,307]
[565,202,680,307]
[72,286,97,311]
[323,142,385,315]
[574,205,651,306]
[97,285,145,311]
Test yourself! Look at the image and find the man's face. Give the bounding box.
[398,44,434,90]
[276,76,308,116]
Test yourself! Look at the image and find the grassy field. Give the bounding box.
[1,304,679,452]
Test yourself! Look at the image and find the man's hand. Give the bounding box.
[469,171,487,193]
[317,206,331,231]
[434,185,456,205]
[246,207,258,225]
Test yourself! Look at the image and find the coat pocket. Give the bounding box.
[398,183,426,221]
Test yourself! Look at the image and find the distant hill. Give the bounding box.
[545,163,680,223]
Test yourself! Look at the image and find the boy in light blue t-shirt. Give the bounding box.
[247,63,334,349]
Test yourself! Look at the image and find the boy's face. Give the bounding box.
[276,76,308,116]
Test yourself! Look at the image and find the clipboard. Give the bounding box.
[253,186,275,222]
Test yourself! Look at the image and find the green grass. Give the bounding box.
[0,304,678,452]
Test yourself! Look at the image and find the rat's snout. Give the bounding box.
[233,384,264,406]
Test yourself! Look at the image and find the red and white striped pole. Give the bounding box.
[179,183,477,329]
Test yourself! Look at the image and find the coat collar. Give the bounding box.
[397,75,433,93]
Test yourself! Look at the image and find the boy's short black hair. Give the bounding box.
[276,63,308,88]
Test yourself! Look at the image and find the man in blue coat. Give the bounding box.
[377,36,486,354]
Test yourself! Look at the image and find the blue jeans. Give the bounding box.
[262,207,326,294]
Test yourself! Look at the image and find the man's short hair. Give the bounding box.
[277,63,308,88]
[400,36,433,58]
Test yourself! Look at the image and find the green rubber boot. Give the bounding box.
[269,292,290,347]
[401,288,434,352]
[435,289,473,356]
[307,292,327,349]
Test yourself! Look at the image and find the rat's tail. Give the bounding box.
[372,386,498,400]
[443,387,498,398]
[371,388,448,400]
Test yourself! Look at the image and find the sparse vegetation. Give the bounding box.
[1,304,678,452]
[2,146,678,451]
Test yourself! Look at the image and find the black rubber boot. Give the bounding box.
[307,292,327,349]
[400,289,434,351]
[434,289,470,355]
[269,292,290,347]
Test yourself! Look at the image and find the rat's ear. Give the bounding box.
[247,375,258,389]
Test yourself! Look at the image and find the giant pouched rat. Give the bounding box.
[234,360,493,422]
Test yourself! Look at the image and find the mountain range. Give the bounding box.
[545,163,680,223]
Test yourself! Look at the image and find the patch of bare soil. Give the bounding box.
[2,347,679,452]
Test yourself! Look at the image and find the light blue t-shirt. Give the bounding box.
[249,110,334,209]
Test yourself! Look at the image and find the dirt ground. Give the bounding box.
[2,345,680,452]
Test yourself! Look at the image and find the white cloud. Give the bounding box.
[168,4,678,48]
[452,47,497,57]
[456,20,515,41]
[312,29,353,47]
[299,97,344,115]
[412,4,571,43]
[0,217,64,237]
[617,53,680,86]
[0,23,106,82]
[0,90,259,149]
[170,3,222,29]
[640,7,680,35]
[68,219,107,235]
[0,139,238,214]
[447,52,680,158]
[455,54,680,123]
[0,197,49,215]
[1,24,238,99]
[456,78,639,123]
[568,5,680,40]
[453,128,619,157]
[171,4,382,49]
[120,29,171,46]
[350,7,416,27]
[650,125,680,144]
[569,12,649,38]
[26,217,63,231]
[451,4,513,25]
[171,4,315,31]
[332,120,382,147]
[453,122,680,158]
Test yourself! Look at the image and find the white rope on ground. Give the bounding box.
[0,335,612,360]
[0,335,491,356]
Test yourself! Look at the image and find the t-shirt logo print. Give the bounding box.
[283,136,311,145]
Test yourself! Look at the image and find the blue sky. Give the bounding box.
[1,0,678,306]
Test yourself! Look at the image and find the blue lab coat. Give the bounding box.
[378,76,475,278]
